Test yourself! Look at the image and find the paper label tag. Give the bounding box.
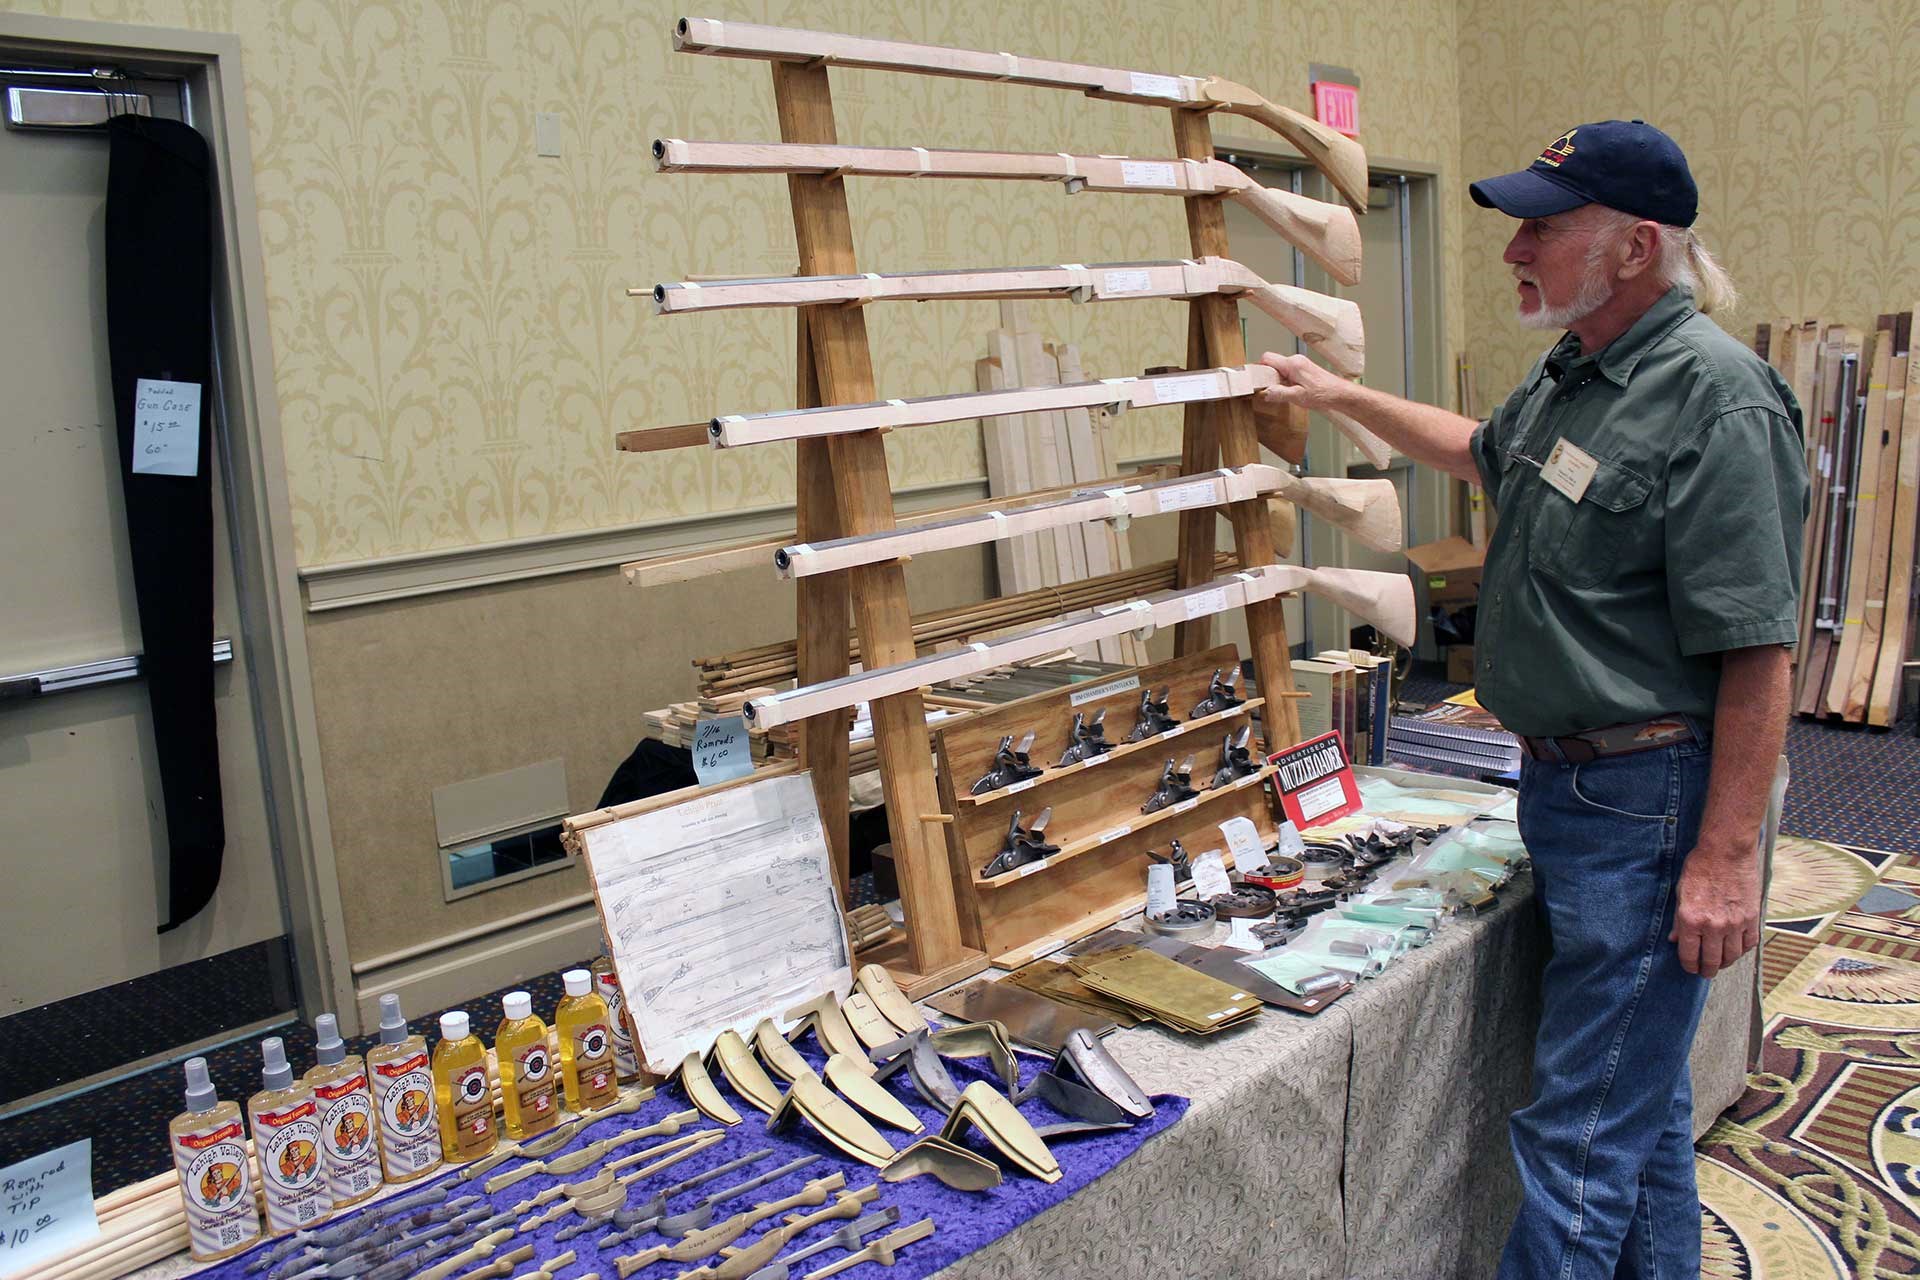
[1191,851,1232,898]
[1171,797,1200,815]
[1541,437,1598,503]
[1005,779,1036,795]
[1083,752,1109,767]
[131,378,202,476]
[0,1140,99,1273]
[1275,820,1306,857]
[1223,917,1265,953]
[1069,674,1141,706]
[1155,478,1218,513]
[1017,858,1051,878]
[1102,268,1153,295]
[1150,373,1218,404]
[1296,775,1349,820]
[1185,586,1229,620]
[1120,160,1178,187]
[1099,824,1132,845]
[692,715,755,786]
[1128,71,1184,100]
[1219,816,1268,872]
[1145,863,1177,917]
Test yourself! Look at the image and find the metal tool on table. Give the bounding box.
[1149,838,1194,884]
[1208,881,1276,919]
[822,1052,923,1132]
[259,1175,468,1273]
[1211,724,1259,786]
[614,1174,848,1276]
[1145,895,1216,939]
[970,730,1043,794]
[531,1130,729,1241]
[594,1147,776,1248]
[980,806,1059,879]
[743,1208,902,1280]
[855,964,929,1036]
[926,977,1114,1054]
[940,1081,1061,1183]
[1056,708,1113,766]
[781,993,869,1065]
[1190,666,1245,717]
[1141,756,1199,814]
[1123,685,1178,741]
[679,1186,881,1280]
[680,1050,745,1125]
[709,1029,786,1114]
[879,1135,1002,1191]
[767,1071,898,1166]
[801,1217,937,1280]
[656,1154,820,1237]
[1046,1028,1153,1121]
[400,1227,517,1280]
[869,1021,1018,1109]
[488,1108,702,1192]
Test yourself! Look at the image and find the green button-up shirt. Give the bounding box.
[1467,286,1809,738]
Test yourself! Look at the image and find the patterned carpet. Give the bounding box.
[1696,837,1920,1277]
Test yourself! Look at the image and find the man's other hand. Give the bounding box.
[1257,351,1349,412]
[1670,840,1760,978]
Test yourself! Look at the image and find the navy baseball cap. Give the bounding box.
[1470,120,1698,227]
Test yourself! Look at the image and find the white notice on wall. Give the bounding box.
[1190,850,1232,899]
[1154,479,1218,514]
[1128,72,1185,100]
[131,378,202,476]
[1149,374,1218,404]
[1184,586,1229,621]
[1120,160,1178,188]
[1101,269,1153,295]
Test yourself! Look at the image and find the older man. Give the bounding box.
[1260,121,1807,1279]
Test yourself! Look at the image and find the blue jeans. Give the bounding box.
[1498,738,1713,1280]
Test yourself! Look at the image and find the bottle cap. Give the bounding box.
[260,1037,293,1092]
[440,1011,470,1043]
[502,991,533,1021]
[378,993,409,1045]
[563,969,592,998]
[313,1013,345,1066]
[183,1057,217,1112]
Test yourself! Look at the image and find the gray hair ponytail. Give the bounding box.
[1655,225,1737,315]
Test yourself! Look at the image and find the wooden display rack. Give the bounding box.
[934,645,1279,966]
[648,20,1357,995]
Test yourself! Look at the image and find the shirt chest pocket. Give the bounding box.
[1527,454,1655,589]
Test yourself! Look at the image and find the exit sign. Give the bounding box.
[1313,80,1359,136]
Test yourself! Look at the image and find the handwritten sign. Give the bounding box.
[1,1140,97,1275]
[1219,816,1268,873]
[691,715,753,787]
[131,378,202,477]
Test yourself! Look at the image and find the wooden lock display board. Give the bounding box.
[933,645,1278,967]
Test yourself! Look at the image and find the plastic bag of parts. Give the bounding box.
[1339,885,1445,933]
[1279,918,1406,979]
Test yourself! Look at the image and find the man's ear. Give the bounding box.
[1615,220,1662,280]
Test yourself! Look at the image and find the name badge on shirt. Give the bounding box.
[1541,438,1598,503]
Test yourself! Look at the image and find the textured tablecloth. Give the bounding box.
[935,868,1756,1280]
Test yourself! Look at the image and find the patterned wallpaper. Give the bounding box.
[20,0,1464,565]
[1456,0,1920,404]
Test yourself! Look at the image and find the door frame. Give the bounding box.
[0,13,354,1028]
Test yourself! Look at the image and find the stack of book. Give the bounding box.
[1288,650,1395,764]
[1386,689,1521,781]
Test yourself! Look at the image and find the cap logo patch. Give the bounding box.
[1538,129,1577,167]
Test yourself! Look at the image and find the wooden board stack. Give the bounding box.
[1761,312,1920,726]
[977,301,1144,665]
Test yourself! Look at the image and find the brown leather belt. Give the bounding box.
[1517,716,1703,765]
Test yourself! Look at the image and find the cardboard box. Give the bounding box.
[1407,536,1485,605]
[1446,644,1477,685]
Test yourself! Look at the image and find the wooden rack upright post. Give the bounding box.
[1169,109,1306,746]
[772,60,989,997]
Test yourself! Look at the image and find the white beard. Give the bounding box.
[1515,258,1616,331]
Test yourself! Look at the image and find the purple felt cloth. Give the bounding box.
[210,1034,1186,1280]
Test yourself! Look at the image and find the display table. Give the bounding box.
[935,870,1757,1280]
